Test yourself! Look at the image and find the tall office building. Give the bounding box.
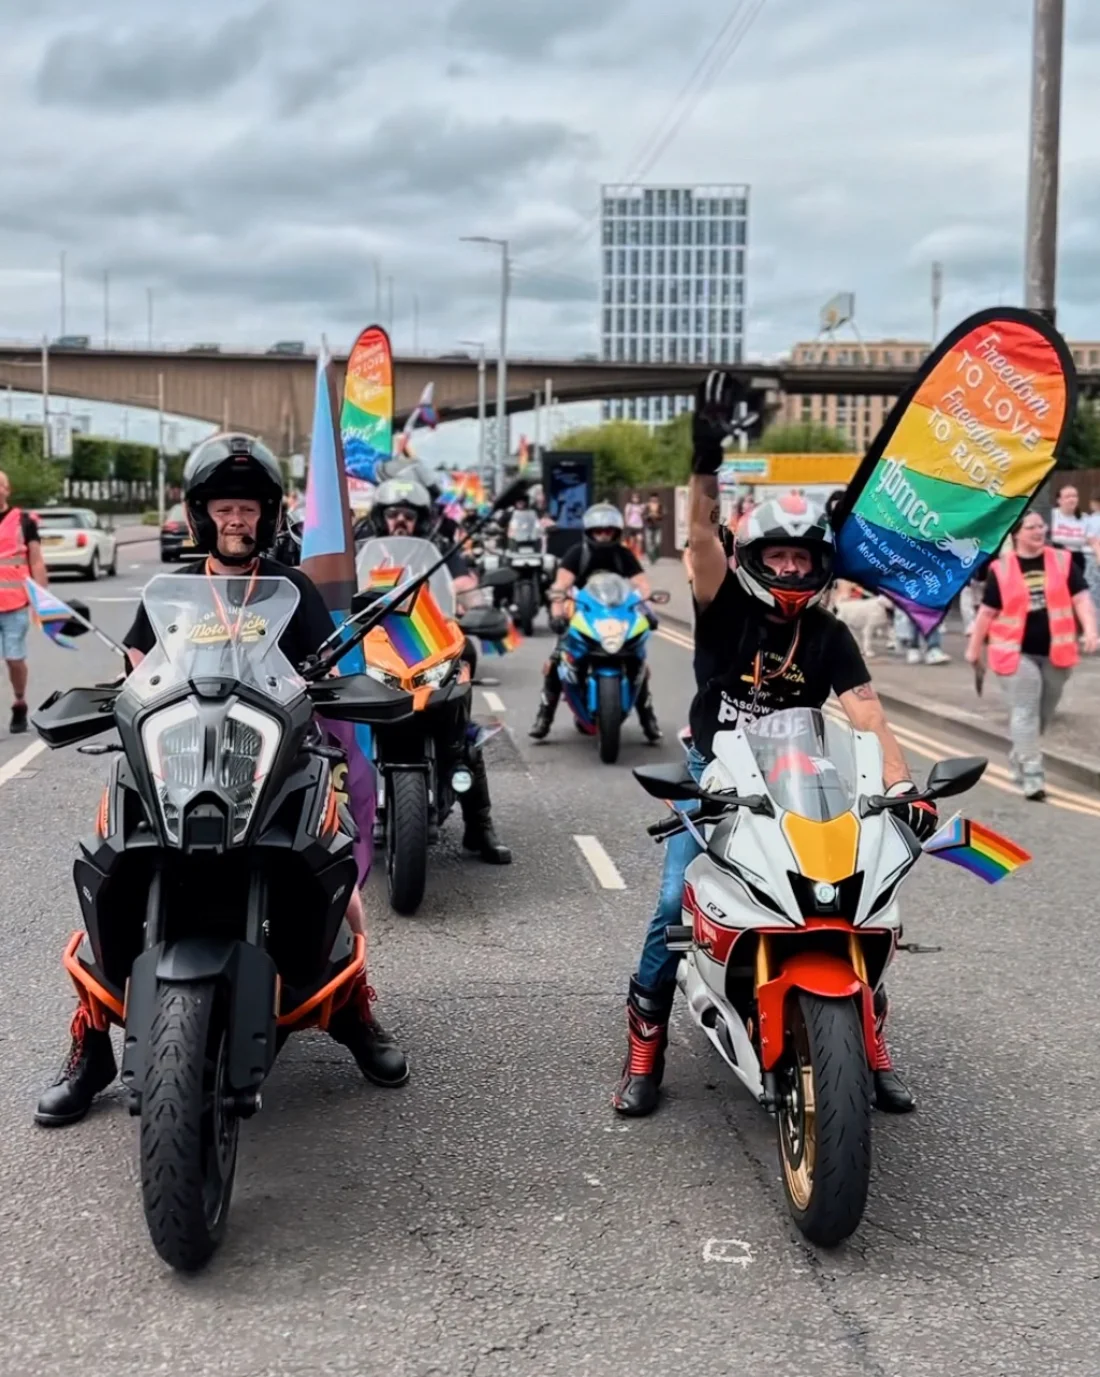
[599,183,749,425]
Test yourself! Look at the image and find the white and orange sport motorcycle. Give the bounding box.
[634,706,987,1247]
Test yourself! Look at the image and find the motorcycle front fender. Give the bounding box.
[120,938,278,1109]
[755,951,876,1072]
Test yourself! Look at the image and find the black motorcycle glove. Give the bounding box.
[884,781,939,842]
[692,370,740,475]
[549,613,569,636]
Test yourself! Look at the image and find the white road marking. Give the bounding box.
[573,834,626,890]
[84,596,141,603]
[482,690,505,713]
[128,563,143,570]
[703,1238,754,1267]
[0,739,47,787]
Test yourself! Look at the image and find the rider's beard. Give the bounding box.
[219,530,256,557]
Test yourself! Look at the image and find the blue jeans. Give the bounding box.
[636,746,706,990]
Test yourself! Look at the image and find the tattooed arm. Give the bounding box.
[688,473,728,608]
[838,682,911,788]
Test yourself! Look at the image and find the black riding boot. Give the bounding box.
[327,970,409,1087]
[634,671,662,743]
[459,749,512,864]
[872,986,916,1113]
[35,1005,117,1126]
[612,977,676,1117]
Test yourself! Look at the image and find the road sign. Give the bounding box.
[820,293,855,332]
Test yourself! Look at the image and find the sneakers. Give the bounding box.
[924,647,951,666]
[905,648,921,665]
[612,978,675,1117]
[10,701,27,734]
[35,1005,117,1126]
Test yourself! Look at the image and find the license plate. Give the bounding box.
[181,538,195,549]
[41,534,64,546]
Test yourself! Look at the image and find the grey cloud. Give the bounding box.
[36,5,274,110]
[445,0,630,58]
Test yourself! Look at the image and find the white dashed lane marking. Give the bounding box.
[0,739,47,788]
[482,690,505,713]
[573,835,626,890]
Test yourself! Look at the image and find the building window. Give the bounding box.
[604,250,613,276]
[882,349,893,365]
[721,309,730,333]
[801,396,813,420]
[656,250,665,274]
[722,198,733,217]
[736,196,747,217]
[670,189,680,213]
[643,250,652,275]
[684,220,694,246]
[615,338,625,360]
[630,198,640,216]
[694,338,705,363]
[616,221,627,245]
[628,220,639,245]
[837,349,850,364]
[721,220,732,245]
[708,220,718,245]
[617,198,628,216]
[721,280,731,304]
[669,339,678,362]
[628,338,638,361]
[643,188,654,214]
[735,219,746,245]
[669,221,679,246]
[603,308,612,333]
[709,248,718,274]
[657,221,666,246]
[617,250,626,274]
[709,308,717,333]
[669,249,678,274]
[656,280,664,304]
[681,308,691,333]
[733,340,742,363]
[643,280,652,304]
[695,278,706,303]
[657,189,667,215]
[630,279,639,304]
[695,308,704,333]
[1090,349,1099,365]
[630,250,639,274]
[682,277,690,303]
[642,309,651,333]
[616,308,625,332]
[642,338,651,362]
[603,198,615,217]
[643,220,653,246]
[655,338,664,362]
[602,335,612,358]
[902,350,914,364]
[602,281,612,303]
[722,249,731,274]
[616,280,626,304]
[695,249,705,274]
[669,282,678,305]
[656,309,665,332]
[734,309,743,336]
[720,340,732,363]
[735,250,744,275]
[602,221,613,246]
[629,308,638,332]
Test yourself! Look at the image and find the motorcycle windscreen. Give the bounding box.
[123,574,306,708]
[507,510,541,543]
[355,536,456,619]
[583,572,632,607]
[742,707,859,823]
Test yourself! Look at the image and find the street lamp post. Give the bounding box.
[461,236,509,495]
[1025,0,1065,321]
[459,339,488,482]
[146,287,154,348]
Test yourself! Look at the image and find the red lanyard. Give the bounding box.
[204,558,259,644]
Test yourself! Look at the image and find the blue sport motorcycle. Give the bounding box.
[558,572,668,764]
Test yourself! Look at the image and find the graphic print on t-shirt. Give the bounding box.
[715,646,809,727]
[1021,564,1048,614]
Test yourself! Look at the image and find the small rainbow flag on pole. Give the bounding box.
[26,578,80,648]
[923,814,1032,884]
[380,588,455,669]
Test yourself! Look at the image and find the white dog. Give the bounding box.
[831,581,894,658]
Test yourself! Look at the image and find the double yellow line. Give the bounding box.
[655,627,1100,819]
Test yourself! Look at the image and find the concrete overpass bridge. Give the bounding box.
[1,341,1097,454]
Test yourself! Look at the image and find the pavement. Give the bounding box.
[649,556,1100,792]
[2,542,1099,1376]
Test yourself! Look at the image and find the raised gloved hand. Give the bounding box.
[884,781,939,842]
[549,613,569,636]
[692,370,740,475]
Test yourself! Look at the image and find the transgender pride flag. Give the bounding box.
[26,578,80,648]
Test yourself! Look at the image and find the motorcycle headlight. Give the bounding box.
[220,704,280,842]
[594,618,627,653]
[413,660,454,690]
[365,663,404,690]
[142,702,202,844]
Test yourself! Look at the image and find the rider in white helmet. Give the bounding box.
[612,372,940,1122]
[529,502,662,743]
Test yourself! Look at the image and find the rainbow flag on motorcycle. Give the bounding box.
[831,308,1076,634]
[923,814,1031,883]
[301,338,376,886]
[479,615,522,656]
[25,578,81,648]
[341,325,394,484]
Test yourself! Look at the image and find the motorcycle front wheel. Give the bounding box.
[596,674,622,764]
[140,981,239,1272]
[776,992,872,1247]
[515,578,538,637]
[386,770,430,915]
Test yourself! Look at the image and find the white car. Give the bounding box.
[36,507,118,580]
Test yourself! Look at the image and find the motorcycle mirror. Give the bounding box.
[492,477,530,512]
[633,763,703,803]
[648,590,671,605]
[925,756,987,799]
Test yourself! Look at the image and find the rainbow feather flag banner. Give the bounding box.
[25,578,79,648]
[380,588,455,669]
[832,308,1076,634]
[342,325,394,484]
[301,338,376,886]
[923,814,1032,884]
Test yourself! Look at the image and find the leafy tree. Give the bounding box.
[1058,401,1100,471]
[552,421,658,497]
[753,421,852,453]
[114,442,155,483]
[0,426,62,505]
[70,435,114,481]
[650,412,693,483]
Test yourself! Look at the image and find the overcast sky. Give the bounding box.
[2,0,1100,455]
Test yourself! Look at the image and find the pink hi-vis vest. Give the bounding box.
[987,547,1078,675]
[0,508,30,613]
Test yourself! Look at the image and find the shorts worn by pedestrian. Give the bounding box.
[0,470,47,735]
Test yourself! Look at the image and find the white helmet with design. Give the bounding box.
[582,503,624,545]
[733,492,835,618]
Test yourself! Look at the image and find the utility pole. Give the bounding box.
[146,287,154,347]
[387,277,394,335]
[460,339,488,483]
[103,269,111,347]
[41,337,50,459]
[460,236,510,495]
[931,261,943,347]
[59,252,66,337]
[1025,0,1065,321]
[374,259,382,317]
[413,293,420,354]
[156,372,166,527]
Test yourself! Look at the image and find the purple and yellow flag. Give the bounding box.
[832,307,1076,633]
[301,339,376,885]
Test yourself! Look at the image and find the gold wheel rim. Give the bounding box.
[780,1011,817,1212]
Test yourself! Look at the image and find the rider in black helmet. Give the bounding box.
[34,435,409,1128]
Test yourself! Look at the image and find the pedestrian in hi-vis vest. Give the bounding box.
[0,470,50,735]
[966,510,1098,801]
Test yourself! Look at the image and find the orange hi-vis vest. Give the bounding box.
[0,508,30,613]
[988,547,1078,675]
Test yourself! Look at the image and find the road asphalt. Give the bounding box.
[0,546,1097,1376]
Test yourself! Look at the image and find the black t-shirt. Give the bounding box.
[690,573,872,760]
[982,553,1087,657]
[123,557,336,670]
[561,540,644,587]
